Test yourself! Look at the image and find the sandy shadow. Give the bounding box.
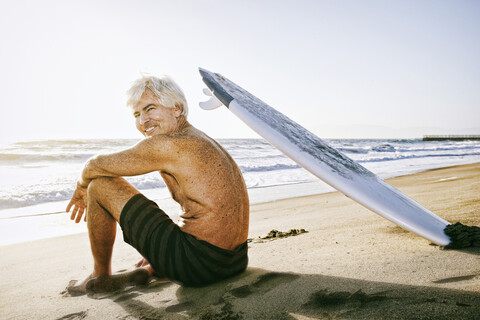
[447,247,480,257]
[106,268,480,320]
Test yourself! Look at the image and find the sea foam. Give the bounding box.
[1,138,479,211]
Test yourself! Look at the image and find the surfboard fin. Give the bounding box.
[199,88,224,110]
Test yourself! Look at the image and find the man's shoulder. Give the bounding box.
[144,126,214,150]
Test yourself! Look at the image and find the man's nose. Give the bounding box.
[139,113,149,124]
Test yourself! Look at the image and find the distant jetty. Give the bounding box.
[423,135,480,141]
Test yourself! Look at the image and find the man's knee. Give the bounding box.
[87,177,133,205]
[87,177,121,197]
[87,177,140,221]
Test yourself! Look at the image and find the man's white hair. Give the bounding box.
[126,74,189,118]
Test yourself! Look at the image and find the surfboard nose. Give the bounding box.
[198,67,234,107]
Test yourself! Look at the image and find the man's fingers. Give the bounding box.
[75,207,84,223]
[135,258,148,268]
[66,201,73,213]
[70,206,78,220]
[75,212,82,223]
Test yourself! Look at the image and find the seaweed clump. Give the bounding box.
[248,229,308,243]
[264,229,308,239]
[444,222,480,249]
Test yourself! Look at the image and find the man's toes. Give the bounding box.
[66,280,87,296]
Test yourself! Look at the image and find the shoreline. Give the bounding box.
[1,161,479,247]
[0,162,479,319]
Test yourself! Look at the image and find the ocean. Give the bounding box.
[1,138,480,246]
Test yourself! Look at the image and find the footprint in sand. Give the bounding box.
[55,311,87,320]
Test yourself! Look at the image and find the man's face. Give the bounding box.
[132,89,181,137]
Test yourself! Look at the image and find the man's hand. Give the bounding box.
[135,258,155,277]
[135,258,150,268]
[66,182,88,223]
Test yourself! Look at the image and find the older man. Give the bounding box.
[67,75,249,293]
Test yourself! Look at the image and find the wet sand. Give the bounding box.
[0,163,479,319]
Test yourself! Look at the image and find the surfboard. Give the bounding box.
[198,68,451,246]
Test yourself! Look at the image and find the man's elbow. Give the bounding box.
[84,154,118,180]
[83,156,101,180]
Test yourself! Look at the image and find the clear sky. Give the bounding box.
[1,0,479,142]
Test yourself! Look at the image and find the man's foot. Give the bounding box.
[85,268,149,293]
[66,274,96,296]
[66,268,149,296]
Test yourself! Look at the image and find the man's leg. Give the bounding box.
[67,177,148,294]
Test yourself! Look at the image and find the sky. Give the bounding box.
[1,0,479,142]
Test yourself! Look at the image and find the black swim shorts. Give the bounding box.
[119,193,248,286]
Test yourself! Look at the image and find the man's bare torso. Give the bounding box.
[157,126,249,251]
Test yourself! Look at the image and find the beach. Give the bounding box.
[0,162,479,319]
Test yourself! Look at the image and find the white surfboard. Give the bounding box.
[198,68,451,246]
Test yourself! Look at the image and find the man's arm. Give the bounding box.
[66,135,181,222]
[79,135,179,187]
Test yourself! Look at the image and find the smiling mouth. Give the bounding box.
[144,126,157,135]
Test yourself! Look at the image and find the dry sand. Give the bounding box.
[0,163,479,319]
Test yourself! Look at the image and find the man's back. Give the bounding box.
[157,125,249,251]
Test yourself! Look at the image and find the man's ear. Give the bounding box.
[174,103,183,117]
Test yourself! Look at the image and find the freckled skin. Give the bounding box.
[158,129,250,249]
[65,89,249,292]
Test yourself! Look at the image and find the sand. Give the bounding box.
[0,163,479,319]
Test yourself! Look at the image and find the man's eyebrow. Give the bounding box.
[142,104,155,111]
[133,104,155,116]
